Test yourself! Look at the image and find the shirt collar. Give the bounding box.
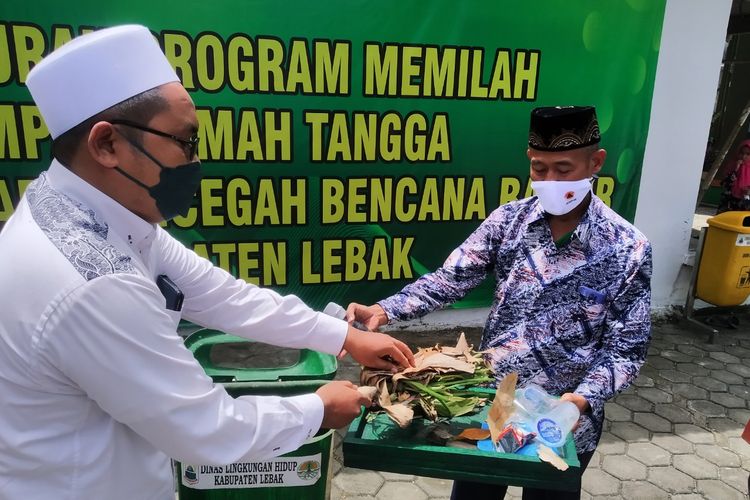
[573,197,596,245]
[46,160,157,254]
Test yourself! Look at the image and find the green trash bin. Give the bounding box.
[176,330,338,500]
[187,329,337,383]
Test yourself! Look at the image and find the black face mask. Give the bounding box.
[114,135,202,221]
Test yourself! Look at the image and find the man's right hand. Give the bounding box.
[316,381,371,429]
[346,303,389,332]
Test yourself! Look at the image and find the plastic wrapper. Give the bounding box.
[495,423,535,454]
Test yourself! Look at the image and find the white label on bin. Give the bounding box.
[181,453,322,489]
[737,234,750,246]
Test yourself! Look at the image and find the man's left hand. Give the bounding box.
[560,392,590,413]
[560,393,590,430]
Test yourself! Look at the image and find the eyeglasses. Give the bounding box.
[110,119,200,160]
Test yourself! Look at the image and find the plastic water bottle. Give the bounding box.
[323,302,369,331]
[533,400,580,448]
[513,384,580,448]
[515,384,554,415]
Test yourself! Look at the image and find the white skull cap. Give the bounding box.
[26,25,179,139]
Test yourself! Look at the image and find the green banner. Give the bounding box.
[0,0,665,309]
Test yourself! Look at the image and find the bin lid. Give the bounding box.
[184,329,337,383]
[707,211,750,233]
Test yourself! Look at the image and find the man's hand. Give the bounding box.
[560,392,590,413]
[316,381,371,429]
[346,303,389,332]
[343,326,415,371]
[560,392,590,430]
[336,303,390,360]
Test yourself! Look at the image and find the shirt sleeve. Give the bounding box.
[378,212,500,322]
[44,273,324,465]
[574,241,653,424]
[154,228,347,356]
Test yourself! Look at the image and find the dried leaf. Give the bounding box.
[417,397,438,420]
[440,332,470,356]
[383,402,414,428]
[376,378,391,408]
[441,332,483,367]
[360,333,493,429]
[486,372,518,444]
[455,428,492,441]
[537,444,569,471]
[413,347,440,362]
[409,353,476,374]
[357,386,378,402]
[461,351,485,365]
[455,331,470,353]
[360,368,392,387]
[397,392,411,402]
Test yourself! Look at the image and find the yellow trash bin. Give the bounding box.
[696,211,750,306]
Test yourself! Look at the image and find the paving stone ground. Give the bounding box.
[331,318,750,499]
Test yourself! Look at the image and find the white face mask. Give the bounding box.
[531,178,592,215]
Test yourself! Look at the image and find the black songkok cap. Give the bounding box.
[528,106,600,152]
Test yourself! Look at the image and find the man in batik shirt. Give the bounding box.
[347,106,652,500]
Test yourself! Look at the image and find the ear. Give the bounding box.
[526,148,532,159]
[590,148,606,175]
[87,122,121,169]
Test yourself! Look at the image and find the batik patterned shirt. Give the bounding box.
[379,195,652,454]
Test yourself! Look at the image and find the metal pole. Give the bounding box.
[683,227,720,342]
